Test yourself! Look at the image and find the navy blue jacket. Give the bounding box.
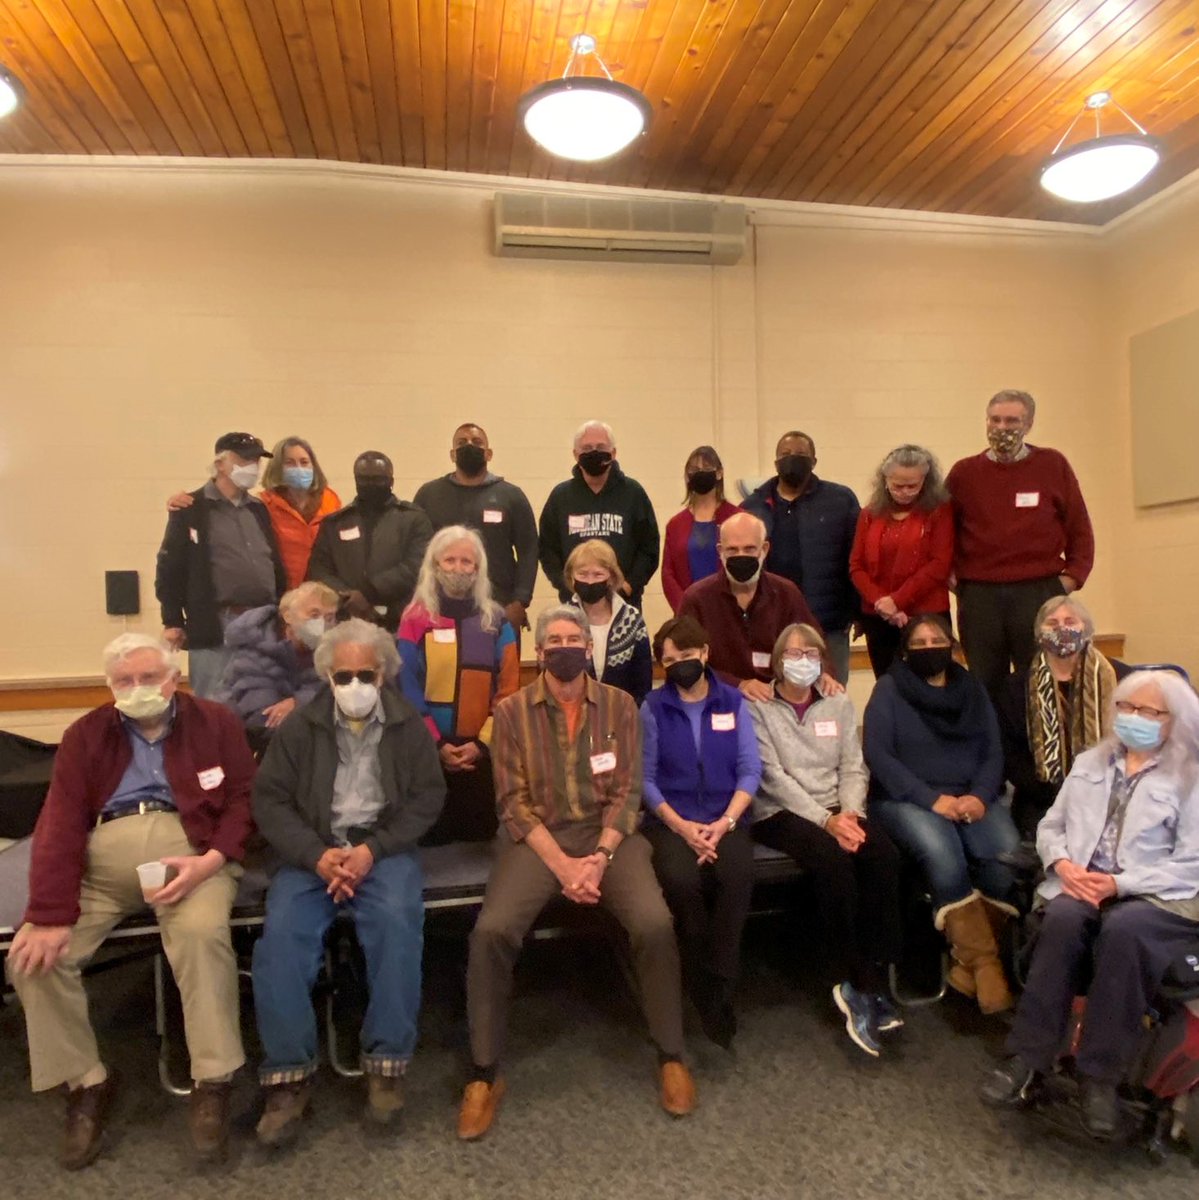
[742,475,860,632]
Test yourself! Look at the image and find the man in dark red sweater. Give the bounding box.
[947,390,1095,696]
[6,633,255,1169]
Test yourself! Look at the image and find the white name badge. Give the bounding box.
[339,525,362,540]
[432,627,456,644]
[711,712,736,732]
[1015,492,1040,508]
[482,509,503,524]
[188,527,199,544]
[590,751,617,775]
[568,515,587,534]
[197,766,225,790]
[751,651,771,670]
[813,720,839,738]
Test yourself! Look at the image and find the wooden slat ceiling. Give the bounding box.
[0,0,1197,224]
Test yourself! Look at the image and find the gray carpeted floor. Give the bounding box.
[1,918,1194,1199]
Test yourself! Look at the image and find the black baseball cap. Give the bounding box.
[214,432,272,459]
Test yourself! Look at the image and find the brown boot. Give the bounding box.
[659,1061,696,1117]
[61,1073,117,1170]
[938,894,1013,1015]
[256,1079,312,1147]
[457,1079,505,1141]
[947,958,976,998]
[365,1074,404,1127]
[189,1079,233,1162]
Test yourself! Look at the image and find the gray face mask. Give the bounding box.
[294,616,329,650]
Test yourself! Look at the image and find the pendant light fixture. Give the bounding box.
[0,65,24,118]
[1040,91,1162,203]
[517,34,651,163]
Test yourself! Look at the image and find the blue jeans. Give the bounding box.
[873,799,1020,909]
[251,854,424,1083]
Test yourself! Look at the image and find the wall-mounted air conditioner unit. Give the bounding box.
[493,191,747,265]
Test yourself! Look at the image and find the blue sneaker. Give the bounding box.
[832,982,881,1058]
[873,992,905,1033]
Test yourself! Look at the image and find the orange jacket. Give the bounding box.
[261,486,342,590]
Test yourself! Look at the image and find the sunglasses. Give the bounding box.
[331,669,378,686]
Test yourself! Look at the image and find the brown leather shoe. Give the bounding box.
[659,1061,696,1117]
[256,1079,312,1147]
[365,1074,404,1126]
[189,1079,233,1161]
[61,1073,117,1170]
[457,1079,505,1141]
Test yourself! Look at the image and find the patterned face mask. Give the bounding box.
[1040,626,1087,658]
[987,427,1024,456]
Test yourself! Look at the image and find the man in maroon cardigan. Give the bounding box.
[6,633,255,1170]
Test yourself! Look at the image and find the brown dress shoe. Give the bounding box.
[659,1061,696,1117]
[190,1080,233,1161]
[365,1074,405,1126]
[457,1079,505,1141]
[256,1079,312,1147]
[61,1073,117,1170]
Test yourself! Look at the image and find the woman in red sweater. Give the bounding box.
[661,445,741,612]
[849,445,953,678]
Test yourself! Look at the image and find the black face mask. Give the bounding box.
[777,454,815,489]
[724,555,762,584]
[577,450,613,478]
[574,580,610,606]
[355,481,392,508]
[454,444,487,476]
[906,646,953,680]
[666,658,705,691]
[543,645,589,683]
[688,470,718,496]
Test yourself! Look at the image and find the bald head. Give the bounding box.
[718,511,767,551]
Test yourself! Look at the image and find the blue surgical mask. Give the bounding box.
[282,466,314,490]
[1113,713,1165,752]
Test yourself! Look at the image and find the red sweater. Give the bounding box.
[25,693,256,927]
[661,501,742,612]
[946,447,1094,585]
[849,503,953,616]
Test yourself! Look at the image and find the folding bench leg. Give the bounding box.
[324,945,364,1079]
[889,953,949,1008]
[154,953,193,1097]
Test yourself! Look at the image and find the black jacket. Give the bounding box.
[252,685,445,871]
[306,496,433,627]
[155,487,286,650]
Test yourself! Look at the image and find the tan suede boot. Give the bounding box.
[937,893,1013,1014]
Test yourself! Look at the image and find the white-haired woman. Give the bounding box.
[996,594,1120,839]
[983,670,1199,1140]
[849,444,953,678]
[397,526,519,843]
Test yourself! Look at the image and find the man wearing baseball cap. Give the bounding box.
[155,433,287,699]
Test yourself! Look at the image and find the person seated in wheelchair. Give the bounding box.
[995,595,1120,840]
[982,669,1199,1141]
[249,618,445,1145]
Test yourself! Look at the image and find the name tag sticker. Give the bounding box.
[711,712,736,732]
[814,720,839,738]
[482,509,503,524]
[567,515,587,534]
[340,525,361,540]
[197,766,225,790]
[432,627,456,644]
[751,651,771,670]
[1015,492,1040,508]
[188,527,199,544]
[589,751,617,775]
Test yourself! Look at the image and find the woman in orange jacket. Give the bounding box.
[258,437,341,588]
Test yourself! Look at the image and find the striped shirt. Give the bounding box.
[491,674,642,842]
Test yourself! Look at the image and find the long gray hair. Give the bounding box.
[1102,670,1199,774]
[866,444,948,514]
[411,525,503,632]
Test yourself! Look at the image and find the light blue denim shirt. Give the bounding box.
[330,696,387,846]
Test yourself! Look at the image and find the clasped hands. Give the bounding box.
[316,844,375,903]
[1053,858,1118,907]
[825,811,866,854]
[555,853,610,905]
[931,794,987,823]
[440,741,482,773]
[873,596,909,628]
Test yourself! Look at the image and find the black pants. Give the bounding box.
[860,610,952,680]
[419,755,498,846]
[957,576,1063,699]
[643,822,754,1003]
[753,811,902,992]
[1006,896,1199,1082]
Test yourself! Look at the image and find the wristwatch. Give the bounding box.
[595,845,615,865]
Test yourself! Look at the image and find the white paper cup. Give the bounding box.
[136,861,168,902]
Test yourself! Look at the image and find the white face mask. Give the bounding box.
[782,658,821,688]
[229,462,260,490]
[294,616,329,650]
[114,685,171,720]
[333,678,379,719]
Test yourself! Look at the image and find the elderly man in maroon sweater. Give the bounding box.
[947,389,1095,698]
[6,633,255,1170]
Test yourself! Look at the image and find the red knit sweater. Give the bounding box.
[849,502,953,615]
[946,446,1094,585]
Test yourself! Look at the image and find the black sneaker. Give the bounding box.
[980,1057,1043,1108]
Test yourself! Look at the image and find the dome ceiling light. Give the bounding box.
[0,65,24,119]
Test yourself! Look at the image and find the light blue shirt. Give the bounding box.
[330,696,387,845]
[103,700,177,814]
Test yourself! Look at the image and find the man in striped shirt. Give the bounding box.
[457,605,694,1140]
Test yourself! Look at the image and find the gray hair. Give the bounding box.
[988,389,1036,421]
[313,617,401,678]
[1103,670,1199,773]
[1032,594,1095,641]
[534,605,592,648]
[411,525,503,632]
[103,633,178,679]
[572,419,616,451]
[770,622,826,682]
[866,444,948,515]
[279,580,339,622]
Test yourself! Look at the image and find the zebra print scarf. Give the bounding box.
[1026,643,1116,784]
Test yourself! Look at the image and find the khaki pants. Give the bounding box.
[9,812,244,1092]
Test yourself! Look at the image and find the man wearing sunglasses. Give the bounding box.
[249,618,445,1145]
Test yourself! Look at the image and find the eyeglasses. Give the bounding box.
[781,649,822,662]
[331,669,378,686]
[1115,701,1168,720]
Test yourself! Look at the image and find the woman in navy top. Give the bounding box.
[640,615,762,1048]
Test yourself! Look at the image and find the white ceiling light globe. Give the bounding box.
[519,78,651,163]
[1040,134,1162,202]
[0,68,23,119]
